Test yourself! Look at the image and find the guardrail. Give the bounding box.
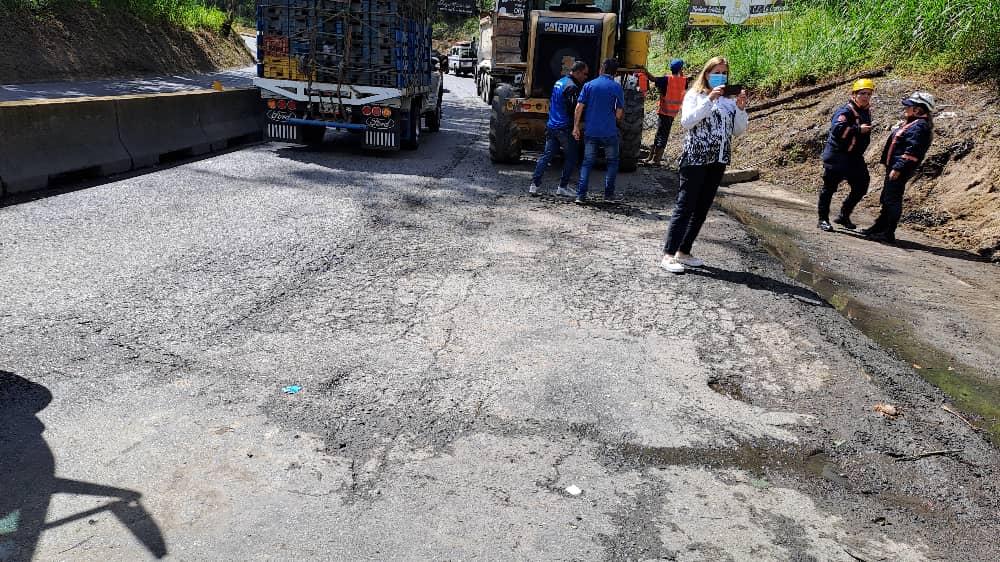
[0,88,263,204]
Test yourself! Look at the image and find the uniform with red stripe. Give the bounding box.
[863,92,936,243]
[816,79,874,231]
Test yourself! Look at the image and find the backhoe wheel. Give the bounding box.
[618,87,644,172]
[489,84,521,164]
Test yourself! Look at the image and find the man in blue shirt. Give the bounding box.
[573,58,625,203]
[529,61,589,196]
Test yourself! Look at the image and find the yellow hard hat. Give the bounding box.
[851,78,875,92]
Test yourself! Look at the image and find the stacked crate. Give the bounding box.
[256,0,432,89]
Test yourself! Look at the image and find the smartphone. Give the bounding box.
[723,83,744,97]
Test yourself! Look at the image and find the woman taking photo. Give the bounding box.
[660,56,748,274]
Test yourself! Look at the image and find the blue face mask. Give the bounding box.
[708,73,728,89]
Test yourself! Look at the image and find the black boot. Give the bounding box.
[817,219,834,232]
[833,215,856,229]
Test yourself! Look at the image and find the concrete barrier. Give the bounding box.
[0,89,264,203]
[0,97,132,197]
[115,91,212,168]
[195,88,265,151]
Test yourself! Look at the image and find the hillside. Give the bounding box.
[0,6,251,84]
[728,77,1000,259]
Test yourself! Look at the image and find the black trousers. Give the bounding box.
[653,114,675,149]
[817,161,869,221]
[663,163,726,255]
[869,171,912,236]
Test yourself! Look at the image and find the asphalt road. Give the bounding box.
[1,74,998,561]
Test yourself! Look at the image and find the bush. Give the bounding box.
[644,0,1000,90]
[0,0,228,30]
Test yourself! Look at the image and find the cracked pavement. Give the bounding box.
[1,74,998,561]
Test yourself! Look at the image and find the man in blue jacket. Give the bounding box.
[817,78,874,232]
[573,58,625,203]
[529,61,589,196]
[863,92,935,243]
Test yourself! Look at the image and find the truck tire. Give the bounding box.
[300,124,326,146]
[426,89,442,133]
[402,103,421,150]
[618,87,644,172]
[489,84,521,164]
[481,76,494,104]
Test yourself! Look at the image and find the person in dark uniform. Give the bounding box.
[817,78,875,232]
[862,92,935,243]
[529,61,589,197]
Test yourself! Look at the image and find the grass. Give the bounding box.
[643,0,1000,93]
[0,0,228,30]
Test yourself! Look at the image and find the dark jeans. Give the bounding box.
[653,114,675,149]
[869,170,912,236]
[663,163,726,255]
[531,127,577,188]
[817,161,869,221]
[577,135,619,199]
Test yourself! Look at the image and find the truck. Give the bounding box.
[478,0,650,171]
[447,41,478,76]
[253,0,443,151]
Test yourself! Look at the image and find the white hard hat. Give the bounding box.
[902,92,936,112]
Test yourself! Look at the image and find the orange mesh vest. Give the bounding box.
[658,76,686,117]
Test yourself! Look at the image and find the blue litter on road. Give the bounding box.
[282,385,302,394]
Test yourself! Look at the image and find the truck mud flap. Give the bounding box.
[364,118,401,150]
[266,121,300,142]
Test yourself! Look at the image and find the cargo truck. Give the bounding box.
[253,0,443,150]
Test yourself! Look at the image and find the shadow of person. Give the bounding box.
[683,265,831,306]
[0,371,166,561]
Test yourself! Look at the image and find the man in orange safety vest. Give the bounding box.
[643,58,686,166]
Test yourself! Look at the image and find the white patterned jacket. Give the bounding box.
[677,89,749,168]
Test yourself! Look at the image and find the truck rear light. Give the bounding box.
[267,99,277,109]
[362,106,372,116]
[277,100,287,109]
[287,101,297,110]
[383,108,392,117]
[373,107,383,117]
[521,103,532,111]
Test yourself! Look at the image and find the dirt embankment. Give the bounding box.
[0,7,251,84]
[734,78,1000,259]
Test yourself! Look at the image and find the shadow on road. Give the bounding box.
[836,230,990,262]
[683,266,830,306]
[0,371,167,561]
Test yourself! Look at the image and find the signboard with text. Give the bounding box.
[688,0,789,25]
[438,0,477,15]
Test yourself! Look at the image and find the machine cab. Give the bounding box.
[525,1,618,98]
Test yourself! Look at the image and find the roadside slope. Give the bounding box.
[736,77,1000,259]
[0,7,251,84]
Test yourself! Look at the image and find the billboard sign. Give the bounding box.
[688,0,790,26]
[497,0,527,16]
[438,0,477,15]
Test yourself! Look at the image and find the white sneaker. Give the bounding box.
[555,186,575,197]
[676,256,704,267]
[660,256,685,273]
[528,183,539,196]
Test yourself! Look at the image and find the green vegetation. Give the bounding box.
[433,14,481,46]
[0,0,228,30]
[641,0,1000,92]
